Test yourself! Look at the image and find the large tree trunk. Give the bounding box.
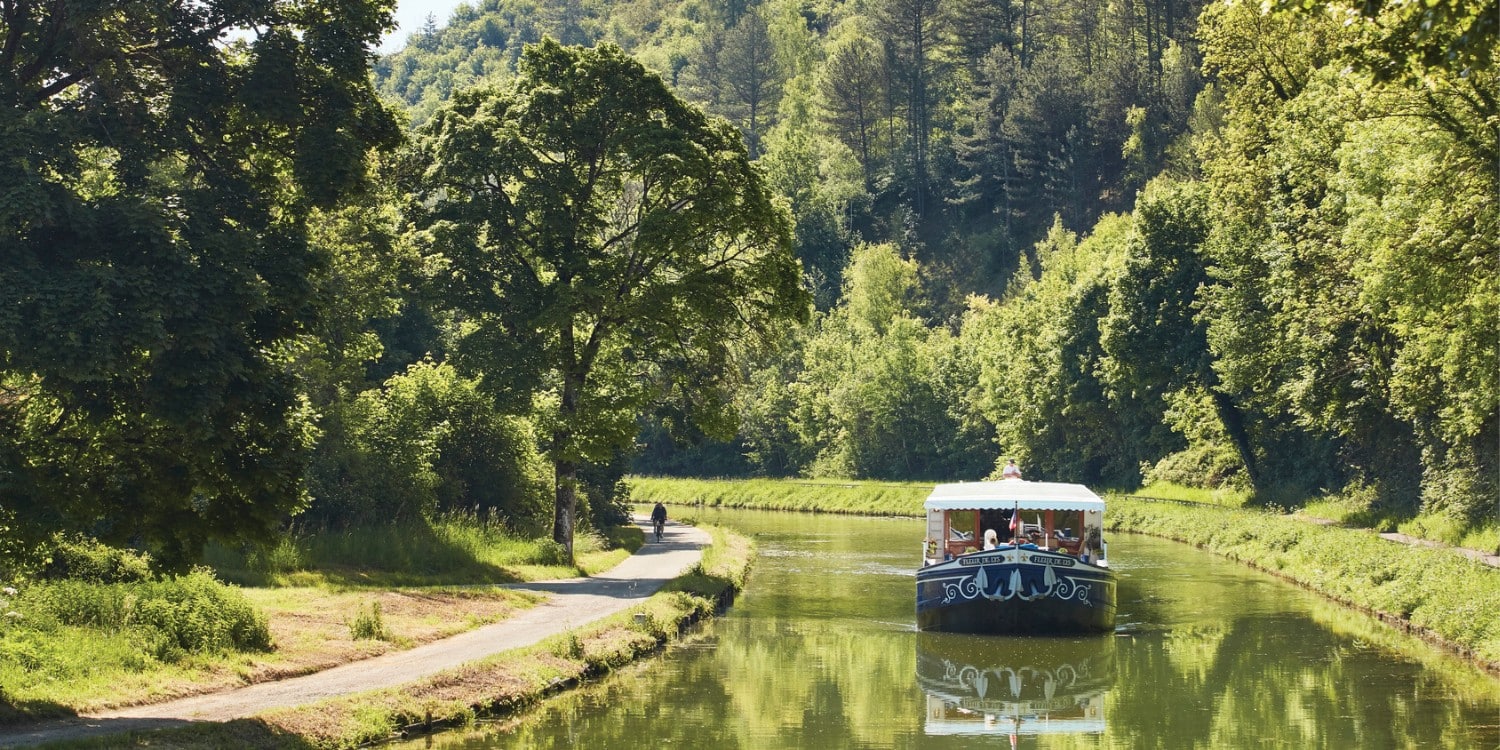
[1211,390,1261,491]
[553,456,577,561]
[552,365,582,562]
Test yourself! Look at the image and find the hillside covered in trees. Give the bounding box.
[375,0,1497,521]
[1,0,1494,572]
[378,0,1209,308]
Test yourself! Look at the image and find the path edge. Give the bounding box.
[24,525,754,750]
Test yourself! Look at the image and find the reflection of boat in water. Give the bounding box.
[916,481,1117,633]
[916,632,1114,737]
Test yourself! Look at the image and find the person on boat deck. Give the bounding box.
[983,529,1000,550]
[1001,459,1022,479]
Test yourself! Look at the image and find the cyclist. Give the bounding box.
[650,502,667,541]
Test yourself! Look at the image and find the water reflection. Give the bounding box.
[917,633,1112,739]
[390,510,1500,750]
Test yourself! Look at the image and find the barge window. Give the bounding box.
[947,511,978,542]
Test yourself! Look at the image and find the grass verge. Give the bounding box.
[0,584,540,725]
[207,519,640,588]
[629,475,932,516]
[1126,481,1254,508]
[47,525,752,750]
[0,522,641,726]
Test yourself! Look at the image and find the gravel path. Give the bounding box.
[1377,532,1500,567]
[0,517,708,749]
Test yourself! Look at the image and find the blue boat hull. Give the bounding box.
[916,549,1116,634]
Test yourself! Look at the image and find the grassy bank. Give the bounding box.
[1105,496,1500,669]
[630,476,1500,671]
[205,516,638,588]
[629,476,931,515]
[1146,481,1500,555]
[0,522,641,726]
[48,525,753,750]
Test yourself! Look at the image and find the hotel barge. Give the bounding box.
[916,480,1116,634]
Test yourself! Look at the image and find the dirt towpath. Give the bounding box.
[0,517,708,749]
[1377,532,1500,567]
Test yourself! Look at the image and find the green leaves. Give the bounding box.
[407,40,807,555]
[1,0,401,567]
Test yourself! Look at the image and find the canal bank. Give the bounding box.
[1104,495,1500,673]
[630,477,1500,673]
[0,523,754,750]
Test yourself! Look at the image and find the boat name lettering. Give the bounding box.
[959,555,1009,566]
[1026,555,1076,567]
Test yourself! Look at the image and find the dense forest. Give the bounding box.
[1,0,1495,570]
[376,0,1497,512]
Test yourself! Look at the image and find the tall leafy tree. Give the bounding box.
[950,47,1022,227]
[1193,0,1497,506]
[0,0,400,564]
[950,0,1020,68]
[1004,50,1092,244]
[972,218,1140,485]
[1100,178,1259,485]
[1259,0,1497,80]
[405,40,807,558]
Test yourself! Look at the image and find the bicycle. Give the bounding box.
[653,518,665,542]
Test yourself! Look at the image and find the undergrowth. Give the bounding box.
[205,511,636,588]
[0,568,270,724]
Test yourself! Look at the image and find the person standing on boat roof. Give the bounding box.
[1002,459,1022,479]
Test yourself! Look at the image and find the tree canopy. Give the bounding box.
[403,40,807,557]
[5,0,1494,568]
[0,0,401,564]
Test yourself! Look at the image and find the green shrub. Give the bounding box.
[24,568,270,659]
[531,538,570,566]
[135,569,271,655]
[39,536,152,584]
[348,601,388,641]
[305,361,552,531]
[1144,444,1247,490]
[26,580,130,630]
[1419,450,1497,525]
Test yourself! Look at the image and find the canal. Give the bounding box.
[398,507,1500,748]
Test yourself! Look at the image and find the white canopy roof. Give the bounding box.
[924,480,1105,513]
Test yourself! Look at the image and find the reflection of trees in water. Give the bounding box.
[491,637,742,747]
[711,622,914,747]
[1109,616,1500,747]
[493,620,919,748]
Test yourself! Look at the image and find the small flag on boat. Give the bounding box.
[1009,503,1019,536]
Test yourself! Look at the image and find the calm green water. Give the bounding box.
[399,508,1500,749]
